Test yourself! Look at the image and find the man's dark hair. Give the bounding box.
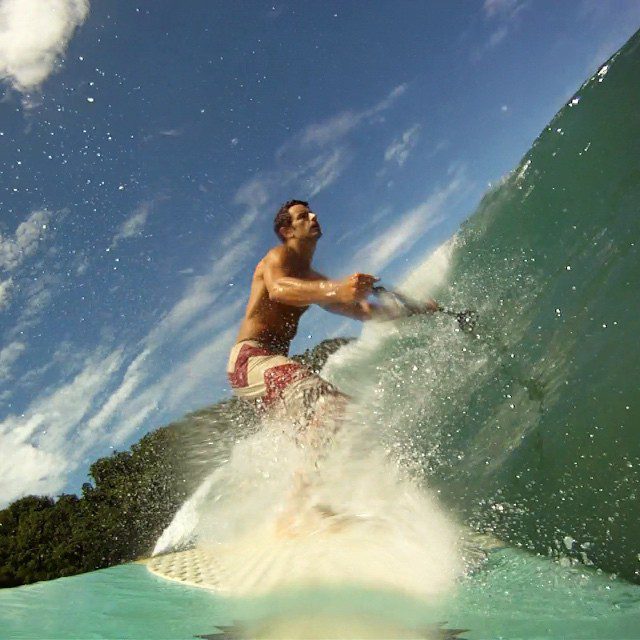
[273,199,308,242]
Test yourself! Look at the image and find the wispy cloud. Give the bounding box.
[297,84,407,149]
[0,209,52,271]
[145,238,253,351]
[6,272,59,341]
[230,83,408,238]
[483,0,521,18]
[159,128,183,137]
[110,200,156,248]
[475,0,527,57]
[349,169,469,274]
[0,232,254,505]
[0,340,25,381]
[301,111,361,148]
[0,345,126,502]
[223,175,273,248]
[110,325,237,445]
[306,148,349,197]
[0,0,90,93]
[384,124,421,167]
[488,26,509,48]
[0,277,13,310]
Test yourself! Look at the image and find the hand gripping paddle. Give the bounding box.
[371,285,478,333]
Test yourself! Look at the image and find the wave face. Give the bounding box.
[390,30,640,581]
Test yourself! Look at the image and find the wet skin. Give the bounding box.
[235,204,378,354]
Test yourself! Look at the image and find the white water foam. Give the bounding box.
[399,234,458,299]
[154,250,473,599]
[154,395,463,600]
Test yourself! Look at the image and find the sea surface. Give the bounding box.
[2,28,640,640]
[1,551,639,639]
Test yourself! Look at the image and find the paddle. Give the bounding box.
[371,285,478,333]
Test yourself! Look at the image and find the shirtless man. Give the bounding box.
[227,199,439,426]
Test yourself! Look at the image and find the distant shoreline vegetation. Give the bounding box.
[0,338,352,588]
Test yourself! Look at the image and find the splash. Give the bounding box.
[154,393,463,600]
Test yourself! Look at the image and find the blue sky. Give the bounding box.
[0,0,638,505]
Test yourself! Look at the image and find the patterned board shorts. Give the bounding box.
[227,340,341,421]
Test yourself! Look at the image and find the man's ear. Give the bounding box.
[279,226,293,239]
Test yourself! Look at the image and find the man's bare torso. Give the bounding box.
[236,245,321,354]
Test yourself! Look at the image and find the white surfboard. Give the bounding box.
[146,508,502,599]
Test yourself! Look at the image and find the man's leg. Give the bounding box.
[273,383,352,537]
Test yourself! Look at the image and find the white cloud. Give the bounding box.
[0,432,66,503]
[299,84,407,148]
[0,277,13,309]
[231,83,408,235]
[0,0,90,93]
[488,26,508,48]
[224,176,273,247]
[146,238,253,352]
[0,346,125,504]
[476,0,527,55]
[0,208,52,270]
[483,0,520,18]
[110,201,153,248]
[384,124,421,167]
[6,272,58,340]
[0,340,25,380]
[306,148,349,197]
[0,233,253,504]
[350,171,468,274]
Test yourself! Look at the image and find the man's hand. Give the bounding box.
[335,273,378,304]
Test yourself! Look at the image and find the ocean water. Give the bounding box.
[2,29,640,640]
[1,549,639,639]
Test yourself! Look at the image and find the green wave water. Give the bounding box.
[327,27,640,587]
[421,27,640,582]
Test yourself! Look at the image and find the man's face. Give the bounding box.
[284,203,322,240]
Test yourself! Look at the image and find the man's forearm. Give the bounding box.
[370,297,440,321]
[269,277,341,307]
[323,300,373,321]
[325,298,440,322]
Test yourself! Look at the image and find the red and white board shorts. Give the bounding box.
[227,340,339,416]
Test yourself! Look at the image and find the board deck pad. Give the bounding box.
[146,515,503,599]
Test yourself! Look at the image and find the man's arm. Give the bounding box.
[316,271,439,321]
[322,300,376,321]
[323,298,439,322]
[264,249,377,307]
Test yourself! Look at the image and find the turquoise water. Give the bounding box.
[1,548,639,639]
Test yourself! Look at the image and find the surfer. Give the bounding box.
[227,199,439,434]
